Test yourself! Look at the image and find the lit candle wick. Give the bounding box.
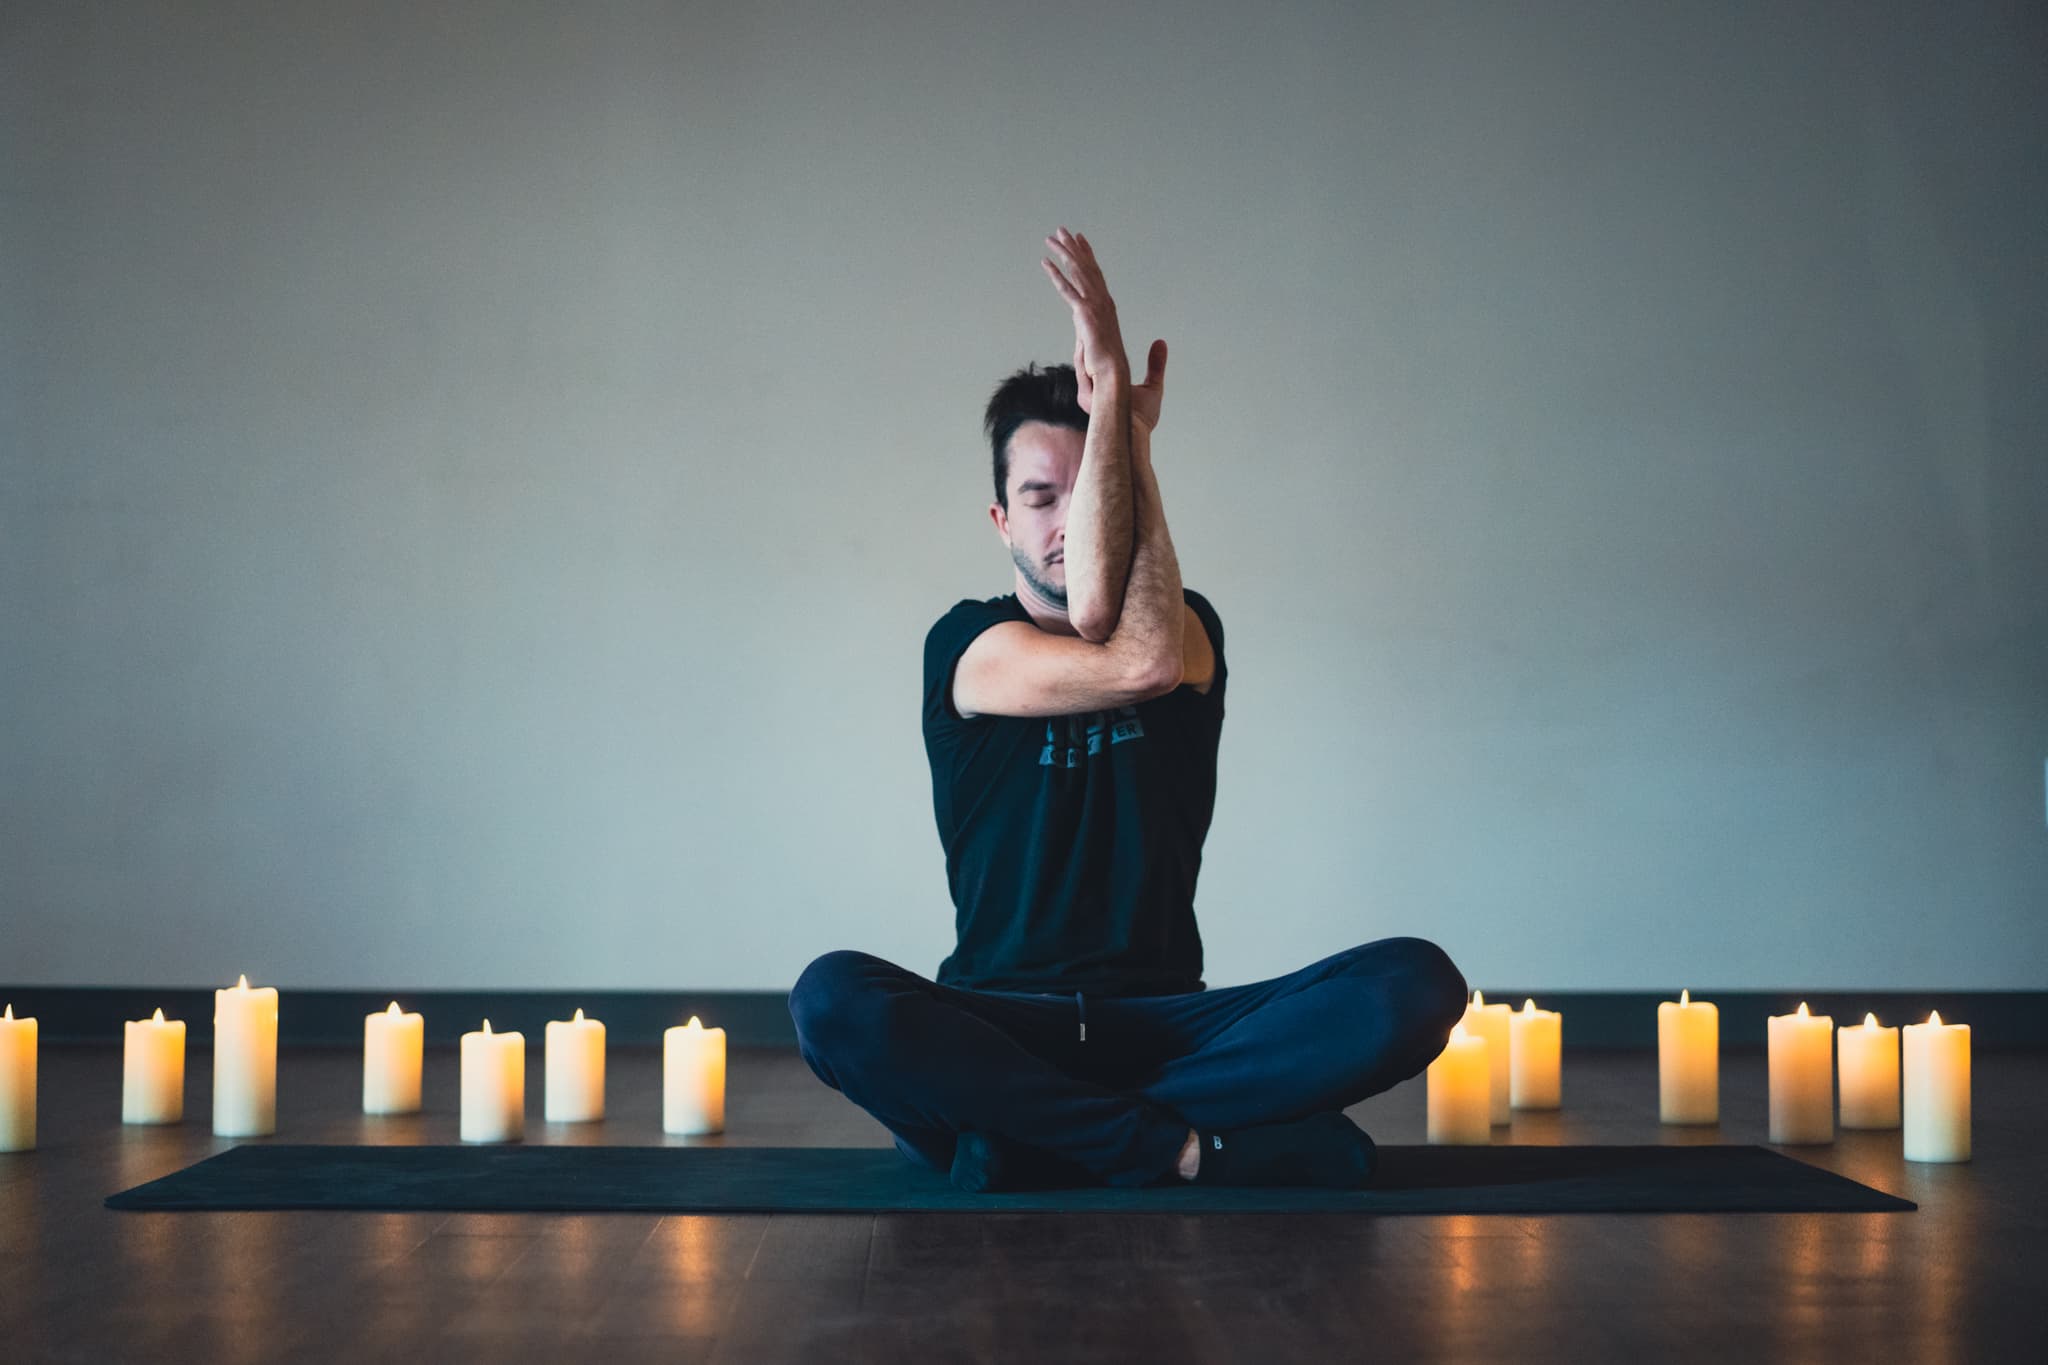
[152,1007,165,1023]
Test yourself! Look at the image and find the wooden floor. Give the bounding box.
[2,1042,2039,1363]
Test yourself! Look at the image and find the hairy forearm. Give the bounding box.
[1062,374,1135,642]
[1104,423,1183,684]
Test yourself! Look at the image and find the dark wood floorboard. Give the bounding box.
[1,1042,2040,1363]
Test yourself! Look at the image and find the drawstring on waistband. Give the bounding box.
[1075,989,1087,1042]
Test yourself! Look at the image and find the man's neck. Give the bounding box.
[1014,575,1078,636]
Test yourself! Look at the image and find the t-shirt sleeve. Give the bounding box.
[1182,587,1227,706]
[923,599,1014,733]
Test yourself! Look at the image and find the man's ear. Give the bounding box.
[988,502,1009,542]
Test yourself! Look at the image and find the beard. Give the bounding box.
[1011,543,1067,607]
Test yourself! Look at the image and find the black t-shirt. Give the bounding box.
[920,589,1228,997]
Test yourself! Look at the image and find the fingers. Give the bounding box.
[1057,225,1098,269]
[1039,257,1081,306]
[1042,227,1119,395]
[1046,227,1105,297]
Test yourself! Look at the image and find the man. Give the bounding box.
[790,228,1468,1191]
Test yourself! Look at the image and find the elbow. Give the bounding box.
[1070,592,1117,644]
[1072,610,1115,645]
[1129,653,1184,701]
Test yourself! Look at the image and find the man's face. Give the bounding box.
[990,420,1085,608]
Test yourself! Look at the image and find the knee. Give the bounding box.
[1383,935,1470,1036]
[788,949,883,1040]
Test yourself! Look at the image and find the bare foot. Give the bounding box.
[1176,1126,1200,1180]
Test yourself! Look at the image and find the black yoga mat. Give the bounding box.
[105,1143,1915,1214]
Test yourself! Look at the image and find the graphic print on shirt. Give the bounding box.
[1039,706,1146,768]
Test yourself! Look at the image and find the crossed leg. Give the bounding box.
[1118,936,1470,1129]
[787,936,1468,1186]
[787,950,1191,1187]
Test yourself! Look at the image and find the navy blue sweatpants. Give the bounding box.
[787,936,1468,1188]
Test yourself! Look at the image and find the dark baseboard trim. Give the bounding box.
[3,988,797,1049]
[4,987,2042,1049]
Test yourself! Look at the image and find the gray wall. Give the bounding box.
[5,0,2043,992]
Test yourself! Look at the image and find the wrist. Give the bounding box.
[1087,362,1131,391]
[1128,418,1153,460]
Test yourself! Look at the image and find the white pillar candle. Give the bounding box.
[213,975,278,1137]
[460,1020,525,1142]
[1838,1012,1900,1130]
[1902,1010,1970,1163]
[0,1004,35,1152]
[663,1015,726,1135]
[1767,1001,1834,1144]
[1426,1020,1490,1144]
[1460,990,1512,1124]
[545,1008,606,1123]
[1509,997,1562,1109]
[123,1007,186,1125]
[1657,988,1719,1124]
[363,1001,424,1115]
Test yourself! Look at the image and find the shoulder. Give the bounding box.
[923,594,1027,681]
[925,594,1024,648]
[934,592,1020,625]
[923,595,1031,730]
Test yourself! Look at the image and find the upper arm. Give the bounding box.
[952,622,1176,720]
[1178,602,1217,694]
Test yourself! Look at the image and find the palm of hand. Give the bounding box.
[1077,337,1168,434]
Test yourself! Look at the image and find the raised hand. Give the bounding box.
[1042,230,1168,432]
[1041,226,1130,396]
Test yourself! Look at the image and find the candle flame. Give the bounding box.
[482,1019,492,1034]
[1681,988,1690,1005]
[1864,1012,1878,1028]
[1471,990,1484,1008]
[3,1004,10,1020]
[1451,1020,1469,1042]
[1797,1001,1809,1017]
[1928,1009,1942,1027]
[387,1001,402,1016]
[237,974,249,989]
[1523,998,1537,1014]
[574,1008,584,1022]
[687,1015,701,1029]
[153,1007,165,1023]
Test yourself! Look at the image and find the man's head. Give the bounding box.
[984,363,1087,610]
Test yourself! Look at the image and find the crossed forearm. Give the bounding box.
[1103,420,1184,683]
[1063,375,1136,642]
